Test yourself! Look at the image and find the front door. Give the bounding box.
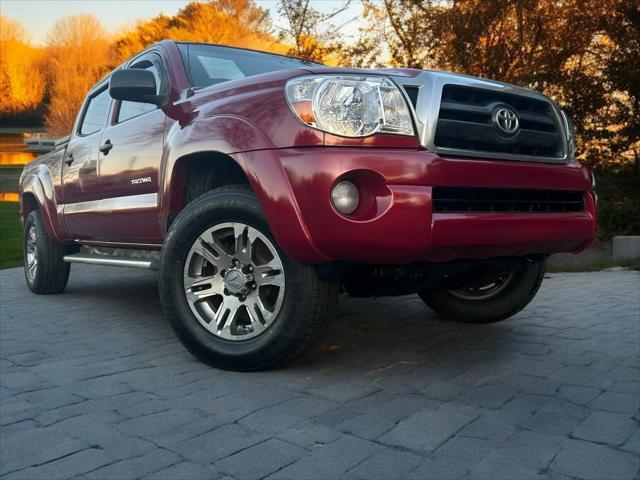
[97,52,167,244]
[62,83,111,240]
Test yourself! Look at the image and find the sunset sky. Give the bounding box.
[1,0,362,43]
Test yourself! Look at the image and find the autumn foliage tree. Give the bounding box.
[354,0,637,166]
[42,14,111,134]
[277,0,351,64]
[113,0,284,62]
[604,0,640,167]
[2,1,293,134]
[0,15,45,121]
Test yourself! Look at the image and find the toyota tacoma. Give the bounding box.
[19,41,596,370]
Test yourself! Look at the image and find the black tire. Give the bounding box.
[23,210,70,294]
[418,259,545,323]
[158,185,339,371]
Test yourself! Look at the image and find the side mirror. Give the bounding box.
[109,69,164,106]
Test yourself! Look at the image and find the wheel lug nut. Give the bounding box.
[224,288,230,296]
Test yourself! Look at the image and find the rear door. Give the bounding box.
[62,82,111,240]
[96,52,167,243]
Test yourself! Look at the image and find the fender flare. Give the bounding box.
[232,149,330,263]
[21,171,66,243]
[161,116,329,263]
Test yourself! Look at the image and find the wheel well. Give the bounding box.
[168,151,251,227]
[21,192,38,220]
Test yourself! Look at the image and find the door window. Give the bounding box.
[117,54,165,123]
[79,88,111,136]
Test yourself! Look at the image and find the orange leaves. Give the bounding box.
[112,0,287,64]
[43,14,111,134]
[0,16,45,117]
[2,1,297,133]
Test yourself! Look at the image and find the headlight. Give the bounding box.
[285,75,414,137]
[560,109,576,161]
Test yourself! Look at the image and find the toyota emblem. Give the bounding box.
[494,107,520,135]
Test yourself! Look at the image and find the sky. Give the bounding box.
[1,0,363,44]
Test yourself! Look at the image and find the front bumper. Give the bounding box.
[236,148,596,264]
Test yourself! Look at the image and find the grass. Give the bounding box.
[0,165,24,192]
[0,202,23,269]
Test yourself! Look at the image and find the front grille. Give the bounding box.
[434,84,565,160]
[433,187,584,213]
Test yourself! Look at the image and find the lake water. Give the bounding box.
[0,132,38,202]
[0,133,37,166]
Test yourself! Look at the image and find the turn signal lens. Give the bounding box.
[289,100,315,123]
[285,75,414,138]
[331,180,359,215]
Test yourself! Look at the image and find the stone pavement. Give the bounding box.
[1,266,639,480]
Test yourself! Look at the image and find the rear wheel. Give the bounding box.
[418,259,545,323]
[159,186,339,371]
[23,210,70,294]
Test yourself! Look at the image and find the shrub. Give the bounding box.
[593,161,640,240]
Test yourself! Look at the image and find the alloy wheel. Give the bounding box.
[182,222,285,341]
[447,273,514,301]
[25,225,38,281]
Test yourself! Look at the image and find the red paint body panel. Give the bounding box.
[231,149,331,262]
[258,148,595,263]
[20,162,66,242]
[170,69,324,151]
[19,40,596,267]
[301,67,424,78]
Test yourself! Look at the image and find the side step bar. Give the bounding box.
[64,247,160,271]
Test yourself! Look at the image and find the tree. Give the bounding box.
[0,16,45,119]
[277,0,352,64]
[44,14,111,134]
[354,0,637,165]
[113,0,283,63]
[604,0,639,169]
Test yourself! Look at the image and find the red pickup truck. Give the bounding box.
[19,41,596,370]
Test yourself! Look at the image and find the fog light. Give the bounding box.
[331,180,359,215]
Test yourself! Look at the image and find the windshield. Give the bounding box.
[177,43,322,88]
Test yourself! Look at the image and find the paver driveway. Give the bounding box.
[1,266,639,480]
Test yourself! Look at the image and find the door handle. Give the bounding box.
[64,154,74,166]
[99,140,113,155]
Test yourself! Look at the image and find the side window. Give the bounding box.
[117,54,164,123]
[177,43,318,89]
[79,88,110,136]
[195,56,245,84]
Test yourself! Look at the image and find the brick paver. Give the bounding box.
[1,266,639,479]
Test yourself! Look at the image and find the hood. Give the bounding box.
[301,66,424,78]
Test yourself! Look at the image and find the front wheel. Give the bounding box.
[418,259,545,323]
[158,186,339,371]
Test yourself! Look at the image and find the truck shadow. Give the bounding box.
[60,265,515,379]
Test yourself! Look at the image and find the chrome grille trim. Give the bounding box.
[391,71,569,164]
